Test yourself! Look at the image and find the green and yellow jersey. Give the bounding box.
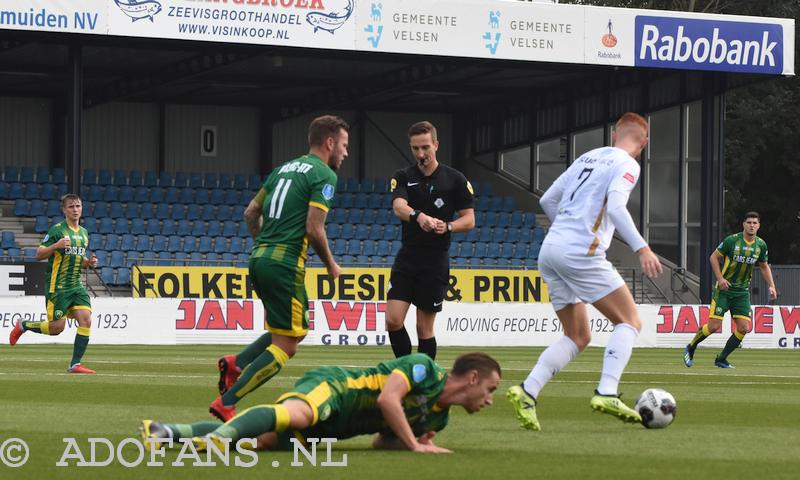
[40,222,89,295]
[251,154,337,268]
[715,233,768,292]
[283,353,450,441]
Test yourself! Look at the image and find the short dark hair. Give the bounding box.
[408,121,438,143]
[60,193,81,207]
[308,115,349,147]
[744,211,760,221]
[451,352,501,379]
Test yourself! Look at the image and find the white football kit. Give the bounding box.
[538,146,644,309]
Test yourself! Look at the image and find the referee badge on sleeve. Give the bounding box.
[466,180,474,195]
[390,178,397,192]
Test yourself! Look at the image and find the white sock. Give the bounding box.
[596,323,639,396]
[523,336,579,399]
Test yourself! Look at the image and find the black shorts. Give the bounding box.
[387,246,449,312]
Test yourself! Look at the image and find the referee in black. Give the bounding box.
[386,121,475,360]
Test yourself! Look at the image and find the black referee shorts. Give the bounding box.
[387,247,450,312]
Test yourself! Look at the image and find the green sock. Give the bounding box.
[689,324,712,350]
[214,404,289,440]
[717,332,744,361]
[165,421,222,440]
[70,327,91,366]
[221,344,288,406]
[235,333,272,369]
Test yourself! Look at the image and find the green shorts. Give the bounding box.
[249,256,308,337]
[46,287,92,322]
[710,288,751,321]
[276,368,341,426]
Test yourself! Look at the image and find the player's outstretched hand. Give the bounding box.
[88,254,98,268]
[57,236,71,249]
[717,278,730,290]
[638,246,662,278]
[327,261,342,280]
[413,441,452,454]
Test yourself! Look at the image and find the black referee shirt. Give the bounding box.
[390,163,474,251]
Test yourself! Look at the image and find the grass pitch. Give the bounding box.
[1,345,798,480]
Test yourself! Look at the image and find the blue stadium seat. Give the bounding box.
[154,203,170,220]
[98,217,114,234]
[340,254,355,265]
[500,242,514,258]
[0,181,8,198]
[374,178,388,193]
[486,242,501,258]
[186,173,201,188]
[34,215,49,233]
[346,240,361,256]
[93,201,109,218]
[123,203,139,218]
[473,242,488,258]
[361,209,377,225]
[195,189,210,205]
[209,188,225,205]
[523,212,536,226]
[189,252,204,264]
[156,251,174,266]
[483,257,498,267]
[120,234,135,251]
[183,204,199,221]
[149,187,164,203]
[82,217,98,233]
[506,228,521,243]
[355,254,370,266]
[233,174,248,190]
[217,205,236,220]
[237,222,249,239]
[190,221,206,237]
[32,200,47,217]
[118,186,134,203]
[149,219,166,236]
[19,167,34,183]
[113,219,129,235]
[361,239,376,256]
[22,247,37,260]
[221,252,236,264]
[179,188,194,204]
[390,240,401,256]
[183,237,198,252]
[339,223,355,239]
[347,209,363,224]
[204,172,218,189]
[224,190,239,206]
[89,233,102,247]
[3,166,19,182]
[113,169,128,186]
[333,238,347,255]
[529,243,542,259]
[1,231,16,249]
[100,267,115,285]
[449,242,460,257]
[248,174,262,190]
[135,235,151,252]
[138,251,157,266]
[104,234,121,252]
[336,193,354,209]
[97,170,112,185]
[205,252,220,265]
[151,235,167,252]
[330,209,347,224]
[453,257,468,267]
[354,224,370,240]
[35,166,50,182]
[474,196,490,211]
[496,212,512,228]
[510,211,525,227]
[7,183,24,199]
[167,235,182,252]
[465,227,479,242]
[174,172,189,188]
[345,177,360,192]
[244,237,254,252]
[129,170,143,186]
[236,253,249,268]
[139,203,155,220]
[109,250,125,268]
[382,224,398,240]
[24,183,42,199]
[109,202,124,218]
[533,228,545,244]
[87,185,103,202]
[133,186,149,203]
[222,221,238,237]
[478,227,493,243]
[354,193,369,209]
[82,169,96,185]
[200,204,216,221]
[491,228,506,243]
[207,221,222,237]
[213,238,228,254]
[40,183,57,200]
[460,241,475,257]
[229,237,244,253]
[513,242,530,259]
[218,173,232,189]
[374,209,392,225]
[502,197,516,211]
[176,220,191,236]
[239,190,253,205]
[158,171,172,187]
[164,187,179,204]
[495,258,511,267]
[484,212,499,227]
[116,268,131,285]
[93,250,109,267]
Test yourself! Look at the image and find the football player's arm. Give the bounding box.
[758,262,778,300]
[244,188,266,239]
[539,177,564,223]
[709,250,729,290]
[376,372,418,451]
[36,236,69,261]
[448,208,475,234]
[306,205,340,279]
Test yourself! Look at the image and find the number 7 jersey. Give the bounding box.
[254,154,338,266]
[543,146,640,256]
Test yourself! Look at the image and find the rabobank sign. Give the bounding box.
[635,16,783,74]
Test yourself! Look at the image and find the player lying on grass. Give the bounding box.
[141,352,500,454]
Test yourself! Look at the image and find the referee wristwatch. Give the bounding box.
[409,209,419,223]
[446,222,453,233]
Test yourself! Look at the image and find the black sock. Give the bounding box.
[418,337,437,360]
[388,327,412,358]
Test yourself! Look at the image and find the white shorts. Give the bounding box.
[538,243,626,311]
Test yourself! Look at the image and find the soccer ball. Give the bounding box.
[635,388,677,429]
